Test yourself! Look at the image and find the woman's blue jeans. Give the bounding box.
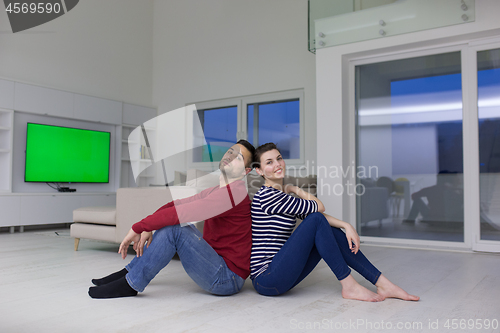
[252,212,381,296]
[125,224,245,295]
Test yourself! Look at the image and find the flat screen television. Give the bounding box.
[25,123,111,183]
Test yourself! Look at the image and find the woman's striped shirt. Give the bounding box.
[250,185,318,279]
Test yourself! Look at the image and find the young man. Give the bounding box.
[89,140,256,298]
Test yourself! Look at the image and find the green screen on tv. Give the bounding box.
[25,123,111,183]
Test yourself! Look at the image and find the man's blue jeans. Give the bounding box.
[252,212,381,296]
[125,224,245,295]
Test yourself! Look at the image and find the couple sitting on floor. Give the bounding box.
[89,140,418,302]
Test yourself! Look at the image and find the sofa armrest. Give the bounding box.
[359,187,389,224]
[115,186,203,242]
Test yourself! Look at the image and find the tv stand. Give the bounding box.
[0,192,116,230]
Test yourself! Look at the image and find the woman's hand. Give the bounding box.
[284,184,298,195]
[344,224,360,254]
[323,213,360,254]
[286,185,325,212]
[118,228,140,259]
[133,231,153,257]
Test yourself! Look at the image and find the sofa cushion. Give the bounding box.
[70,223,116,242]
[246,173,318,199]
[360,178,376,188]
[186,169,220,188]
[286,175,317,188]
[246,173,264,200]
[246,172,264,188]
[116,186,202,242]
[174,171,187,185]
[73,206,116,225]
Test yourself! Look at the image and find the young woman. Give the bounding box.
[250,143,419,302]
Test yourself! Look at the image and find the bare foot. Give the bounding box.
[340,275,384,302]
[376,274,419,301]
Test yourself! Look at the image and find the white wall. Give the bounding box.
[1,0,316,187]
[0,0,154,106]
[316,0,500,220]
[151,0,316,182]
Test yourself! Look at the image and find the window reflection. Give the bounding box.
[247,100,300,160]
[193,106,237,163]
[356,51,464,241]
[478,48,500,241]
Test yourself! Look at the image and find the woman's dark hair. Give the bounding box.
[253,142,281,169]
[236,139,256,168]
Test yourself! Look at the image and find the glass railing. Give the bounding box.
[308,0,475,53]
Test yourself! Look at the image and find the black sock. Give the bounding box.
[88,276,138,299]
[92,268,128,286]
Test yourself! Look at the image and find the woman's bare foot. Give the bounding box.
[375,274,419,301]
[340,275,384,302]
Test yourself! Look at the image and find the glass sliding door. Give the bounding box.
[355,51,465,242]
[477,47,500,242]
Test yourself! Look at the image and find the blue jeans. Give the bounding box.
[125,224,245,295]
[252,212,381,296]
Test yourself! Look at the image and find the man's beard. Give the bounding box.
[220,161,240,184]
[219,159,232,174]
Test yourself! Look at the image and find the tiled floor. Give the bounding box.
[1,229,500,333]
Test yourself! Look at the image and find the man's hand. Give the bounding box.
[118,228,140,259]
[133,231,153,257]
[344,224,360,254]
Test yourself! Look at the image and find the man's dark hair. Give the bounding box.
[237,139,256,168]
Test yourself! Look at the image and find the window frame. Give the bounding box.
[186,98,241,171]
[187,89,305,171]
[349,43,471,250]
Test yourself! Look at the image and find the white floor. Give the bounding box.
[2,229,500,333]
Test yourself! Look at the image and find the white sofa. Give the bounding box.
[71,171,318,250]
[70,186,203,250]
